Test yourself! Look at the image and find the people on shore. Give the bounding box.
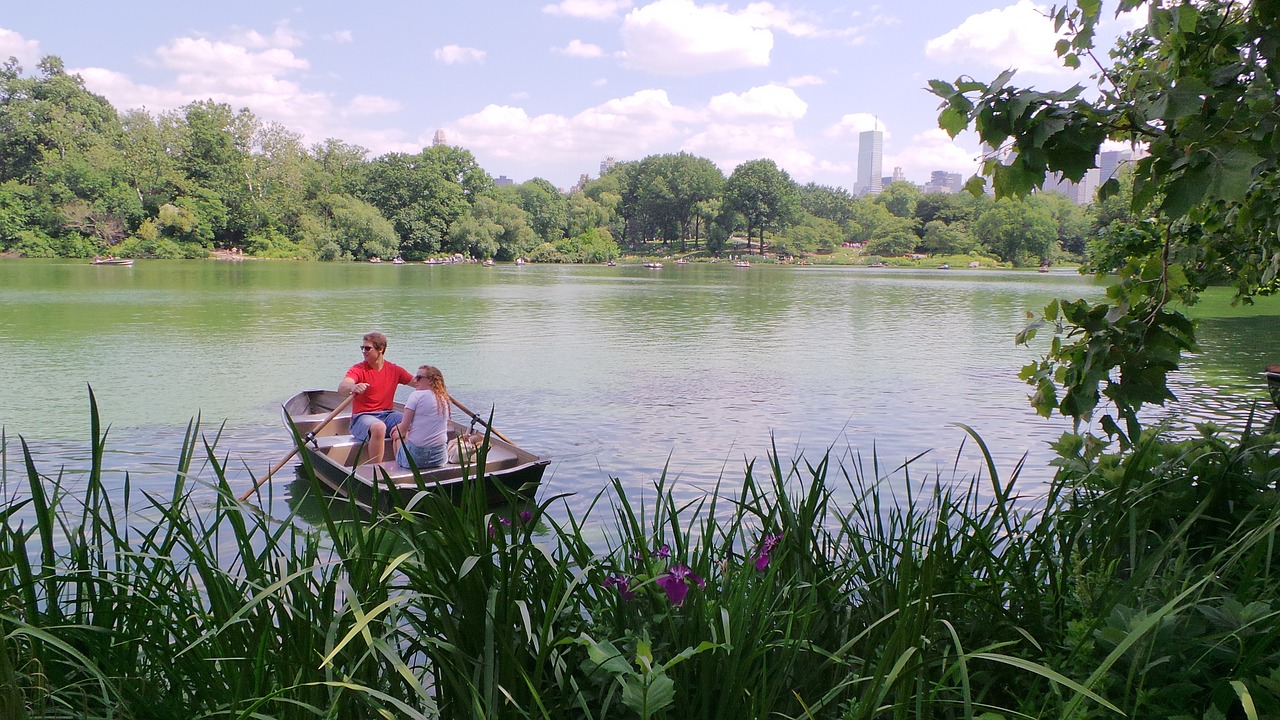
[392,365,452,469]
[339,332,414,463]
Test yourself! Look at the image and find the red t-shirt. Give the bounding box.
[345,361,413,414]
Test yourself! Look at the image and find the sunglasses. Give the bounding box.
[360,345,375,352]
[414,374,428,381]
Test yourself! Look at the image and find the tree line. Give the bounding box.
[2,54,1120,265]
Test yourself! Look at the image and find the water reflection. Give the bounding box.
[3,260,1277,545]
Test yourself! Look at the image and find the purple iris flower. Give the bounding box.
[652,544,671,559]
[519,510,533,523]
[656,563,705,607]
[753,533,783,571]
[603,575,637,601]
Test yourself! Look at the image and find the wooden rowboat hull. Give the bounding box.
[282,389,549,510]
[1267,372,1280,412]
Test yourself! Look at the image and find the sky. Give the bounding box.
[0,0,1142,191]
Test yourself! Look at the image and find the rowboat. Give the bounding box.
[91,258,134,266]
[282,389,549,509]
[1266,366,1280,410]
[644,262,663,268]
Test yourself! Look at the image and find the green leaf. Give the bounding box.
[622,672,675,717]
[1161,170,1209,218]
[1207,146,1263,203]
[938,106,970,137]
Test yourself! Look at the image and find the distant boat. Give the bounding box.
[515,258,526,265]
[392,257,405,265]
[482,259,495,267]
[644,262,663,268]
[938,263,950,270]
[606,261,617,266]
[733,261,750,268]
[1039,264,1051,273]
[675,258,688,264]
[91,257,134,266]
[369,257,382,264]
[423,258,446,265]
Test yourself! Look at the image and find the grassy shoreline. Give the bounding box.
[2,397,1278,719]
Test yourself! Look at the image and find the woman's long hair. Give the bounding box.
[417,365,450,416]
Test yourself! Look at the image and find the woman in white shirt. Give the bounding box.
[393,365,451,469]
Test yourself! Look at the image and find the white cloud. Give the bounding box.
[0,27,41,67]
[683,122,814,177]
[708,85,806,122]
[885,127,980,178]
[453,89,691,167]
[925,0,1068,75]
[785,74,824,88]
[542,0,633,19]
[824,113,888,139]
[620,0,773,76]
[434,45,486,65]
[738,2,821,37]
[554,39,605,58]
[156,37,309,77]
[229,23,303,50]
[323,30,354,44]
[343,95,400,117]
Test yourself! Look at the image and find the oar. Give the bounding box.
[450,396,514,445]
[238,393,354,502]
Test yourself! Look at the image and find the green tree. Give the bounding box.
[617,153,723,250]
[512,177,567,244]
[363,146,488,258]
[315,193,398,260]
[176,100,258,245]
[973,198,1057,265]
[306,139,369,198]
[875,181,922,219]
[921,219,979,255]
[566,192,611,238]
[1039,191,1090,257]
[931,0,1280,439]
[722,159,800,255]
[452,194,537,260]
[796,183,856,224]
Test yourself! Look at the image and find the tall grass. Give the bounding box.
[1,393,1278,718]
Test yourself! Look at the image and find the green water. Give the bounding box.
[2,258,1276,521]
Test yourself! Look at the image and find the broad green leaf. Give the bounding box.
[1207,146,1263,203]
[938,106,970,137]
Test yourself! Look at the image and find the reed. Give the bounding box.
[1,394,1277,718]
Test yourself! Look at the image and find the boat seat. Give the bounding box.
[352,445,523,482]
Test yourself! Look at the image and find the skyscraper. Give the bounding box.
[1098,149,1132,183]
[857,130,883,196]
[432,129,447,147]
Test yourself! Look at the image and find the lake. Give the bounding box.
[2,258,1277,526]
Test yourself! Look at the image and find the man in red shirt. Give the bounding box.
[339,332,414,463]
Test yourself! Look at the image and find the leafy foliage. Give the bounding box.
[933,0,1280,433]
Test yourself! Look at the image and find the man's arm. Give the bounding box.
[339,374,367,395]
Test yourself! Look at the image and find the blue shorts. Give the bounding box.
[350,410,403,442]
[397,440,447,469]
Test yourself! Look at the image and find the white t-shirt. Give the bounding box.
[404,390,450,447]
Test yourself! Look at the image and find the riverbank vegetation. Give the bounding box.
[3,55,1097,267]
[3,393,1278,719]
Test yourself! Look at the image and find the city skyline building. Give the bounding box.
[1098,149,1133,184]
[924,170,964,194]
[432,129,447,147]
[857,129,883,196]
